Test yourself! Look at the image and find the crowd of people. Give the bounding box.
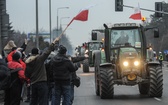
[0,38,87,105]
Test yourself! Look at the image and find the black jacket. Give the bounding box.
[0,59,10,90]
[70,56,85,81]
[50,53,76,84]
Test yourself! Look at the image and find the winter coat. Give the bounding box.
[70,56,85,81]
[8,61,27,81]
[50,53,76,85]
[25,43,55,85]
[0,59,9,81]
[7,50,26,70]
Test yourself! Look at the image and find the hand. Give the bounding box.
[16,47,23,51]
[52,37,59,44]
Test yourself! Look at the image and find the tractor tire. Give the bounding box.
[95,66,99,96]
[83,59,89,73]
[148,66,163,97]
[99,67,114,99]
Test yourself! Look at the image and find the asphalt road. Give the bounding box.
[19,61,168,105]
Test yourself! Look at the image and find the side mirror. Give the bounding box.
[154,28,159,38]
[92,32,97,40]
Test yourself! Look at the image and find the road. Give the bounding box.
[19,61,168,105]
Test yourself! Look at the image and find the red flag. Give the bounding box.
[129,4,142,20]
[67,4,96,26]
[74,9,89,21]
[67,9,89,26]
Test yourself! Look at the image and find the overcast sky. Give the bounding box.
[6,0,165,47]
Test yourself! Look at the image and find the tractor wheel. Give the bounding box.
[95,66,99,96]
[99,67,114,99]
[148,66,163,97]
[83,59,89,73]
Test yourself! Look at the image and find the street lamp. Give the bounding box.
[60,17,70,28]
[57,7,69,31]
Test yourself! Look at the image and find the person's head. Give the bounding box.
[12,51,21,61]
[12,47,17,51]
[31,47,40,55]
[120,31,129,40]
[58,45,67,55]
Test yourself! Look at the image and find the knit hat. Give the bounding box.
[58,45,67,54]
[12,51,21,61]
[31,48,39,55]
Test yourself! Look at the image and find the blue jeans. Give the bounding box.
[51,86,55,105]
[70,84,74,105]
[53,83,71,105]
[30,81,48,105]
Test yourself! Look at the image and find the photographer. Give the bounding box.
[67,55,87,105]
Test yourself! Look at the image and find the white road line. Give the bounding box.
[154,97,161,101]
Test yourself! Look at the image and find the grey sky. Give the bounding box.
[6,0,164,47]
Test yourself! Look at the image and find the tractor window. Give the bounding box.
[89,42,102,50]
[111,29,141,48]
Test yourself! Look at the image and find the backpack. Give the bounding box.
[0,67,22,90]
[73,76,81,87]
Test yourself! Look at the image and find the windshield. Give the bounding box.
[110,29,141,48]
[89,42,102,50]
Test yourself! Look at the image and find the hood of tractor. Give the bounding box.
[118,47,142,82]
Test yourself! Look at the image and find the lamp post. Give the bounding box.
[35,0,39,48]
[57,7,69,36]
[60,17,70,29]
[49,0,51,43]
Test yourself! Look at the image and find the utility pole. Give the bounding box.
[0,14,2,54]
[36,0,39,48]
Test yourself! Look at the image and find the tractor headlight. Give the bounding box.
[123,61,128,67]
[134,61,139,66]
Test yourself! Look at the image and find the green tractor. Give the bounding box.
[94,23,163,99]
[82,41,103,73]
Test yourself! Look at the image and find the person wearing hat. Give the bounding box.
[25,38,58,105]
[3,40,17,57]
[49,45,76,105]
[4,51,29,105]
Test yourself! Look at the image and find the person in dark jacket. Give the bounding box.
[25,39,58,105]
[0,54,9,102]
[68,55,86,105]
[50,45,76,105]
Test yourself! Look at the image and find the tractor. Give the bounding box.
[82,41,103,73]
[94,23,163,99]
[82,30,104,73]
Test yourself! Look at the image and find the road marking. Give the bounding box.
[154,97,161,101]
